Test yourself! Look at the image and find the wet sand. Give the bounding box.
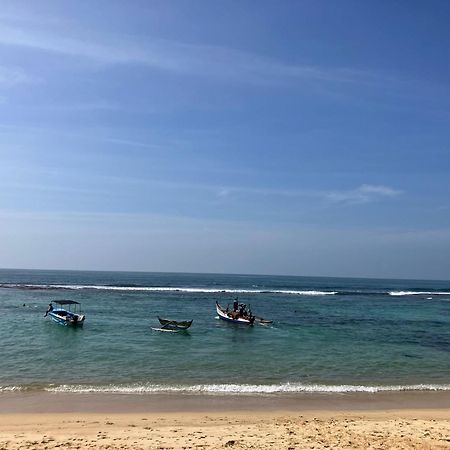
[0,392,449,449]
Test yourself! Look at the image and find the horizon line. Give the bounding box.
[0,266,449,283]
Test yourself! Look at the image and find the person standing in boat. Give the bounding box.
[231,298,240,319]
[44,303,53,317]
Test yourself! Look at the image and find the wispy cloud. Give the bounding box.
[0,122,167,151]
[102,177,403,207]
[0,65,36,87]
[38,100,120,112]
[0,24,374,86]
[210,183,403,205]
[325,184,403,204]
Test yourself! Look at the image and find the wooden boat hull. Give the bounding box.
[215,302,254,325]
[157,317,193,330]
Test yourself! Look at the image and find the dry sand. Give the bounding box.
[0,393,449,449]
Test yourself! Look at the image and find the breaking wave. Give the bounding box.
[0,283,337,296]
[389,291,450,296]
[41,382,450,395]
[2,283,450,298]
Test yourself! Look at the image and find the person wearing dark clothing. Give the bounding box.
[44,303,53,317]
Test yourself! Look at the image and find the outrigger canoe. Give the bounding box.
[216,301,255,325]
[45,300,85,327]
[157,317,193,330]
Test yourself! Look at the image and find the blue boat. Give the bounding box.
[45,300,85,327]
[216,301,255,325]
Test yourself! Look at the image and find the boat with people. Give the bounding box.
[156,317,193,331]
[44,300,85,327]
[216,300,256,325]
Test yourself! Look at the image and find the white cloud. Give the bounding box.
[211,183,403,206]
[325,184,403,204]
[358,184,401,196]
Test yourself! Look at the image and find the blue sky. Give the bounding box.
[1,1,450,279]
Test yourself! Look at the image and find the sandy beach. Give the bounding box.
[1,392,449,449]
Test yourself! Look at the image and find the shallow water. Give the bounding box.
[0,269,449,394]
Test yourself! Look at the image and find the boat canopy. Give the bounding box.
[52,300,80,305]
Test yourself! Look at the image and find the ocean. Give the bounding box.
[0,269,449,395]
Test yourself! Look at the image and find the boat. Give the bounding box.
[156,317,193,331]
[253,316,273,324]
[216,301,255,325]
[45,300,85,327]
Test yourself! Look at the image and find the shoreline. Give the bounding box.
[1,390,450,414]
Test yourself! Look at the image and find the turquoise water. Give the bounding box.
[0,269,449,394]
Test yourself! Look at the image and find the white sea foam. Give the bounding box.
[389,291,450,296]
[5,282,450,297]
[45,383,450,395]
[272,290,337,296]
[0,386,25,392]
[0,283,337,295]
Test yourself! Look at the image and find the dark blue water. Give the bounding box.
[0,269,449,394]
